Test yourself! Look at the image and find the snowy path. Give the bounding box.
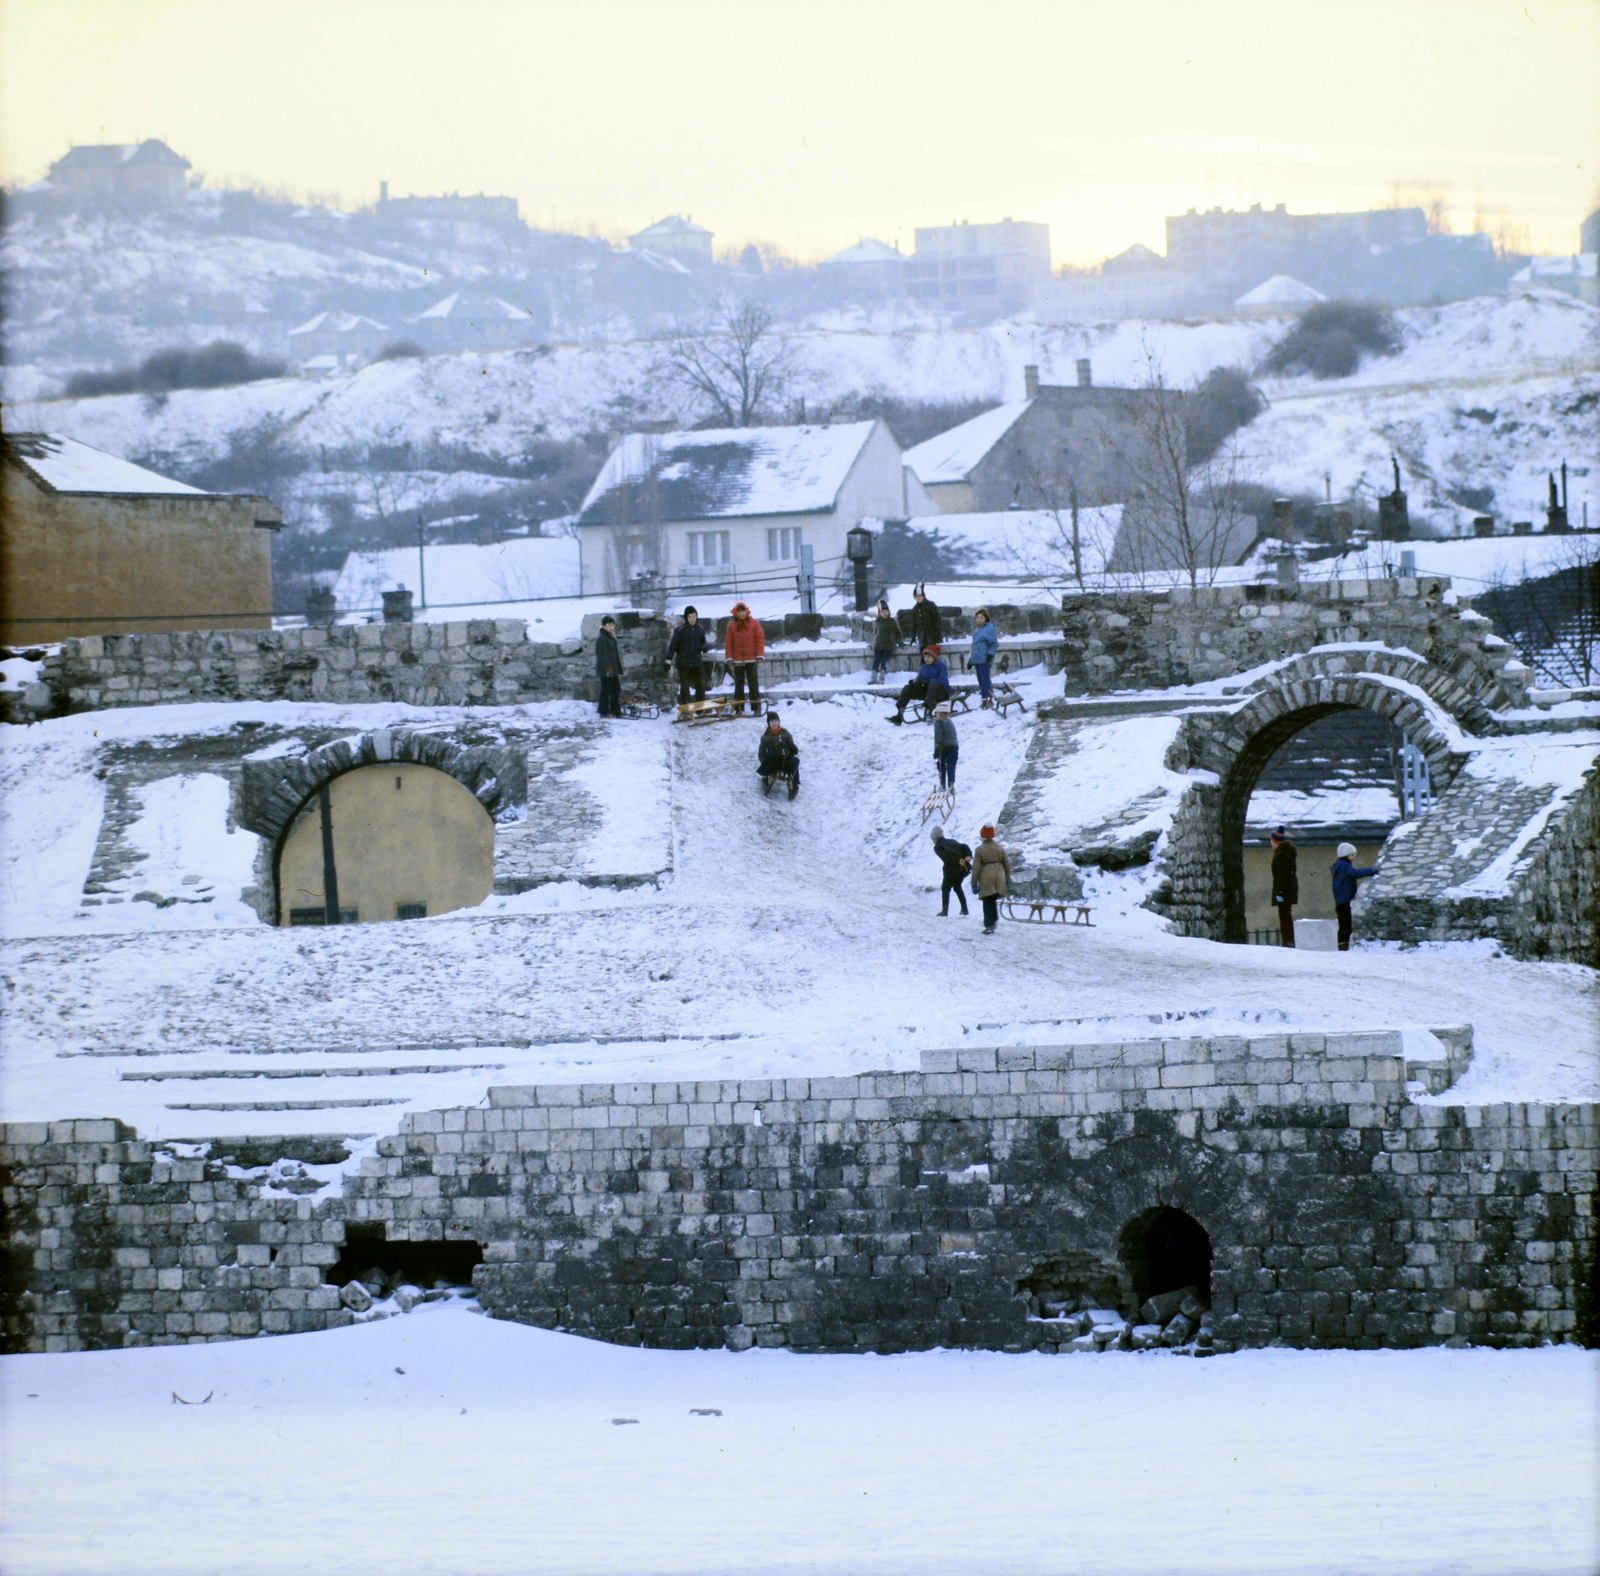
[1,693,1596,1136]
[1,1303,1594,1576]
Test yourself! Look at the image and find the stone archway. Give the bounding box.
[238,728,526,927]
[1163,655,1477,941]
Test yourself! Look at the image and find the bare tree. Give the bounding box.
[660,300,795,427]
[1000,444,1121,591]
[1480,533,1600,689]
[1110,369,1258,587]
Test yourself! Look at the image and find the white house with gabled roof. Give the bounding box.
[573,420,934,597]
[627,215,714,267]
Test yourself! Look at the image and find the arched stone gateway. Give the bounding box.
[238,728,526,926]
[1162,650,1482,941]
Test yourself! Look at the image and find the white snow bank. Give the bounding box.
[1,1304,1593,1576]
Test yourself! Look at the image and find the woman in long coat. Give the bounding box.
[971,824,1011,936]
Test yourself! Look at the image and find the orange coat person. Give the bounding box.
[724,602,766,715]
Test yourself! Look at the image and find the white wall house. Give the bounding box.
[573,421,934,597]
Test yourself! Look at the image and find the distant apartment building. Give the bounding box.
[818,237,906,295]
[1039,243,1200,322]
[375,184,520,225]
[627,216,714,268]
[906,219,1051,314]
[1165,202,1427,283]
[40,139,190,210]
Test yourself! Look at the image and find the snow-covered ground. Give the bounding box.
[1,1301,1594,1576]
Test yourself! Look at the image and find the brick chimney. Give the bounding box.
[1023,365,1039,398]
[1075,358,1092,387]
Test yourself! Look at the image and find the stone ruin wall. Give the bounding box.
[5,1030,1593,1357]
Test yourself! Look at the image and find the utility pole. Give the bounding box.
[417,515,427,609]
[797,544,816,614]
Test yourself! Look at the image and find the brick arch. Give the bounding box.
[1164,667,1474,942]
[239,727,525,852]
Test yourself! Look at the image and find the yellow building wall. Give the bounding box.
[276,763,495,925]
[0,468,277,642]
[923,482,975,515]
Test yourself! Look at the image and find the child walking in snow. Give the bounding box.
[932,702,959,790]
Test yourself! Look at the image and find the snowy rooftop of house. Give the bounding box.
[49,138,190,171]
[289,310,390,336]
[621,249,692,275]
[577,422,880,525]
[413,291,535,322]
[629,215,712,240]
[903,401,1030,486]
[821,238,903,265]
[1236,274,1329,306]
[2,432,206,496]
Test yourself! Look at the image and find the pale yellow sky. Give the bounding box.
[2,0,1596,264]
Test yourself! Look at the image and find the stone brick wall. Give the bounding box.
[33,614,670,714]
[1055,578,1530,709]
[6,1029,1593,1356]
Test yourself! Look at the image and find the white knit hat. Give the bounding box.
[1336,842,1357,858]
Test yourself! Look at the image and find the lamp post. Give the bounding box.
[846,525,874,613]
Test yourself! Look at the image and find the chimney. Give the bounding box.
[1075,358,1092,388]
[305,587,336,626]
[379,180,388,204]
[1472,516,1494,538]
[1023,365,1039,398]
[1271,498,1295,539]
[382,586,414,624]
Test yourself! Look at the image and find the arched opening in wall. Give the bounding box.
[274,762,494,926]
[1119,1206,1212,1307]
[1239,706,1407,944]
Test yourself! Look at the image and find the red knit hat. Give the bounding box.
[980,824,996,838]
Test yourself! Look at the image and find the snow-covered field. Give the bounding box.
[1,1301,1594,1576]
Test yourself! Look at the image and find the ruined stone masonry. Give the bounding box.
[5,1028,1593,1356]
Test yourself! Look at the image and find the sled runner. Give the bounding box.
[1000,898,1094,925]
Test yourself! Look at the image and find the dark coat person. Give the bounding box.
[906,583,942,654]
[666,606,711,705]
[594,617,622,717]
[870,599,901,684]
[757,713,800,796]
[930,826,971,916]
[1330,842,1377,951]
[888,649,950,724]
[1269,826,1298,948]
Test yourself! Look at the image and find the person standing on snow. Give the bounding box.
[932,702,959,790]
[930,824,971,917]
[972,824,1011,935]
[757,711,800,798]
[906,583,942,655]
[1329,842,1377,951]
[665,604,711,706]
[594,615,622,718]
[1269,825,1298,948]
[968,608,999,707]
[724,601,766,715]
[888,644,950,725]
[869,598,901,685]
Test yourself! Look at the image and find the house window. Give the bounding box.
[687,531,730,567]
[396,903,428,920]
[767,527,803,562]
[289,906,359,925]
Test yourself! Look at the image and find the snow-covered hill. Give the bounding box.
[5,293,1595,540]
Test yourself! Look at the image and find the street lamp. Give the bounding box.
[846,525,874,613]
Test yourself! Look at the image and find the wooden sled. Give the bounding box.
[1001,898,1094,926]
[617,695,660,720]
[913,687,977,722]
[920,786,956,825]
[675,696,741,725]
[993,685,1027,717]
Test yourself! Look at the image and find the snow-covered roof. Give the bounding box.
[620,249,692,276]
[1509,254,1598,283]
[288,310,390,337]
[629,215,712,240]
[821,238,902,266]
[1235,274,1328,307]
[903,402,1031,486]
[3,432,207,496]
[332,537,581,611]
[577,422,879,525]
[413,291,534,322]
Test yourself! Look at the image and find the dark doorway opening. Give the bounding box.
[329,1224,484,1296]
[1120,1207,1212,1306]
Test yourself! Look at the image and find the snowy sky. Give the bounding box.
[0,0,1595,263]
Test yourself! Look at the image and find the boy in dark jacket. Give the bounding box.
[932,702,959,790]
[1269,825,1298,948]
[594,615,622,717]
[757,712,800,798]
[1330,842,1377,951]
[665,605,710,705]
[888,645,950,724]
[929,824,971,916]
[870,598,901,684]
[906,583,942,654]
